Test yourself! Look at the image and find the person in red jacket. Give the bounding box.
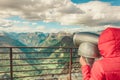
[80,27,120,80]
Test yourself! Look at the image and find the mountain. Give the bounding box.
[8,31,74,47]
[0,33,34,77]
[0,31,78,80]
[40,31,73,47]
[8,32,48,47]
[0,32,44,80]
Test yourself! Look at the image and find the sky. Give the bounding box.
[0,0,120,33]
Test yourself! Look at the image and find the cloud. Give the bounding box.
[77,1,120,26]
[0,25,68,33]
[0,25,46,33]
[59,1,120,26]
[0,19,14,27]
[0,0,83,22]
[0,0,120,27]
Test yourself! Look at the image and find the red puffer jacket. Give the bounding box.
[81,27,120,80]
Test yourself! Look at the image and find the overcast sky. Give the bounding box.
[0,0,120,33]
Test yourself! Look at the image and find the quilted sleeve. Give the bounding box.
[81,62,105,80]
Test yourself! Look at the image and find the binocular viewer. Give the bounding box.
[73,32,101,66]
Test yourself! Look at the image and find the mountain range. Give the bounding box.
[0,31,78,80]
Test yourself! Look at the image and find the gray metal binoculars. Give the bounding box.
[73,32,100,66]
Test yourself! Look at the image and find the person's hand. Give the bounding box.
[80,56,87,66]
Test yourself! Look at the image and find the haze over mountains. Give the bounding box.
[5,31,74,47]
